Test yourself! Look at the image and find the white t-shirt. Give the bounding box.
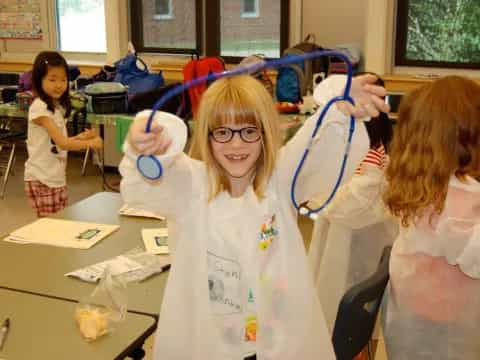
[24,98,68,187]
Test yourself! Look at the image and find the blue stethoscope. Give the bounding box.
[137,50,355,219]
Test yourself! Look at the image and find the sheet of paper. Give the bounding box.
[142,228,169,255]
[5,218,119,249]
[65,255,143,283]
[118,204,165,220]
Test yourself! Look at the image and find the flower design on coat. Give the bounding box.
[245,315,257,341]
[259,214,278,251]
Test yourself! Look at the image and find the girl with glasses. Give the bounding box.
[120,73,388,360]
[25,51,103,217]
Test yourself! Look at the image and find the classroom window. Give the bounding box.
[130,0,289,60]
[395,0,480,69]
[131,0,200,54]
[154,0,173,19]
[56,0,107,53]
[241,0,259,18]
[208,0,289,61]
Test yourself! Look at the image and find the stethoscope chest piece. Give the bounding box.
[135,110,188,181]
[137,155,163,180]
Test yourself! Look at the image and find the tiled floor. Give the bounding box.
[0,147,387,359]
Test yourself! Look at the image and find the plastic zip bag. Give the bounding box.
[66,247,170,283]
[119,247,170,283]
[75,265,127,341]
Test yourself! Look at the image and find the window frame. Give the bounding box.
[205,0,289,63]
[395,0,480,70]
[131,0,202,55]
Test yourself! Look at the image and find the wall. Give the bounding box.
[302,0,367,50]
[0,0,53,62]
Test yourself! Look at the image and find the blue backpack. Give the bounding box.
[275,59,306,103]
[276,34,329,103]
[114,53,165,97]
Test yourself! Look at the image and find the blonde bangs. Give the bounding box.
[384,76,480,226]
[208,89,262,130]
[189,75,281,201]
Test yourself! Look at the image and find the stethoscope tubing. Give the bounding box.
[145,50,353,130]
[139,50,355,218]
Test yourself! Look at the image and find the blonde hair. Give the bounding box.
[189,75,282,200]
[384,76,480,226]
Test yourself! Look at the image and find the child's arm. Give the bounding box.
[309,163,392,229]
[119,111,195,219]
[72,128,98,141]
[33,116,103,151]
[278,75,383,205]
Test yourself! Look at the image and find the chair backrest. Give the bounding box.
[332,245,392,360]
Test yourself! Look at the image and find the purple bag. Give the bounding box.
[18,71,33,92]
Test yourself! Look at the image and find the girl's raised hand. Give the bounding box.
[336,73,390,118]
[128,112,172,156]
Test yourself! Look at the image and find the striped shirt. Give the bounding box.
[355,144,385,175]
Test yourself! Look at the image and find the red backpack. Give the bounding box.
[183,56,225,116]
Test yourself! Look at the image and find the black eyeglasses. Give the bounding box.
[209,127,262,143]
[50,138,58,154]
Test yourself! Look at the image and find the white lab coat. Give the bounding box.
[383,175,480,360]
[119,76,369,360]
[308,164,398,331]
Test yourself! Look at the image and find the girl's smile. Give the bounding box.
[210,124,262,188]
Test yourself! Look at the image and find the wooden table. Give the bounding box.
[0,288,156,360]
[0,192,168,317]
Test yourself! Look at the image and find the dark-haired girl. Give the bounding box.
[24,51,102,217]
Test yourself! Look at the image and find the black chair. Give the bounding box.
[332,245,392,360]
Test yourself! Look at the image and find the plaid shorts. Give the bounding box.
[25,181,68,217]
